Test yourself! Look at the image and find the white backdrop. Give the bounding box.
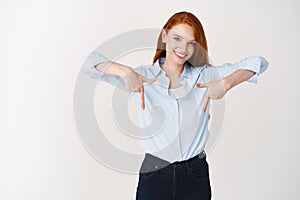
[1,0,299,199]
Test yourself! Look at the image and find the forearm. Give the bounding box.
[95,61,131,78]
[223,69,255,91]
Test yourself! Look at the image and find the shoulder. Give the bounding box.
[197,64,222,83]
[133,64,157,78]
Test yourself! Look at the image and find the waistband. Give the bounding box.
[139,150,206,173]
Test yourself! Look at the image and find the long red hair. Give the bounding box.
[153,11,211,67]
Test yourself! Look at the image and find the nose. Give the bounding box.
[178,41,188,53]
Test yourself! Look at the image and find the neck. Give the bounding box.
[162,59,184,77]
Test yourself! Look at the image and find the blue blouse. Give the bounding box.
[81,51,269,163]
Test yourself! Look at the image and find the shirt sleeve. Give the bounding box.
[80,51,146,91]
[211,56,269,83]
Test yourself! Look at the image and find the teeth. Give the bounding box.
[174,51,186,58]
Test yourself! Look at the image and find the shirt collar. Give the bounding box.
[149,57,206,91]
[150,57,203,79]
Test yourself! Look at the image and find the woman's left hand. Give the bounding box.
[196,79,228,113]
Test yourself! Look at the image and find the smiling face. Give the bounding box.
[162,23,196,67]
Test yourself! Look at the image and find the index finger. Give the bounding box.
[196,83,207,88]
[202,92,210,113]
[140,86,145,110]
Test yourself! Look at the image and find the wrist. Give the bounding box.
[222,77,232,91]
[118,66,132,78]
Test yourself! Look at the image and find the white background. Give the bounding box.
[1,0,299,199]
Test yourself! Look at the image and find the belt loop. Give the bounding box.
[185,161,189,176]
[156,160,161,175]
[198,150,206,159]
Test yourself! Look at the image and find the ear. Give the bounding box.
[161,29,167,43]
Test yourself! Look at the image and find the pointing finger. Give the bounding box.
[202,92,210,113]
[196,83,207,88]
[143,77,157,83]
[140,86,145,110]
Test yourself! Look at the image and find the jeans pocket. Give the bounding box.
[139,170,156,179]
[188,158,209,181]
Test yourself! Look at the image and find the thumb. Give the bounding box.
[143,77,157,83]
[196,83,207,88]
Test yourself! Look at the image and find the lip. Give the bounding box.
[173,50,186,59]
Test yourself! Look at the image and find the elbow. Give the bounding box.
[258,56,269,75]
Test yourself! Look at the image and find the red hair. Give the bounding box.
[153,11,211,67]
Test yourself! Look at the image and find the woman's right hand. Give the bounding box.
[121,68,157,110]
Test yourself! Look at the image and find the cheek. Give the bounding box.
[166,41,177,50]
[187,46,195,56]
[166,38,180,49]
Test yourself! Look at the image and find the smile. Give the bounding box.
[173,50,187,59]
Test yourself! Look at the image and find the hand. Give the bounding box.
[122,68,157,110]
[196,79,228,113]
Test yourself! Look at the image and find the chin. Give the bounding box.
[173,53,189,65]
[165,51,190,65]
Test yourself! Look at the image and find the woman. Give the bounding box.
[81,11,269,200]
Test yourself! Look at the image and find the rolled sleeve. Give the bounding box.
[80,51,110,80]
[80,51,128,90]
[80,51,150,92]
[216,56,269,83]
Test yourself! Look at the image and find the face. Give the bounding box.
[162,23,196,66]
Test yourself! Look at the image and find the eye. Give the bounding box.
[188,42,196,46]
[173,37,181,41]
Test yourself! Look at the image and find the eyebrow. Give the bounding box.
[172,33,196,42]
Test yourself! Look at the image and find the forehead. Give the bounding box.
[168,24,195,40]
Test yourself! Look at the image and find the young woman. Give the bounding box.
[81,11,269,200]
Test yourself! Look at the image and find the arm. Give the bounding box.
[80,51,131,89]
[95,60,131,78]
[80,51,156,110]
[223,69,255,91]
[197,56,269,112]
[214,56,269,84]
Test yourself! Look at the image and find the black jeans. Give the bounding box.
[136,151,212,200]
